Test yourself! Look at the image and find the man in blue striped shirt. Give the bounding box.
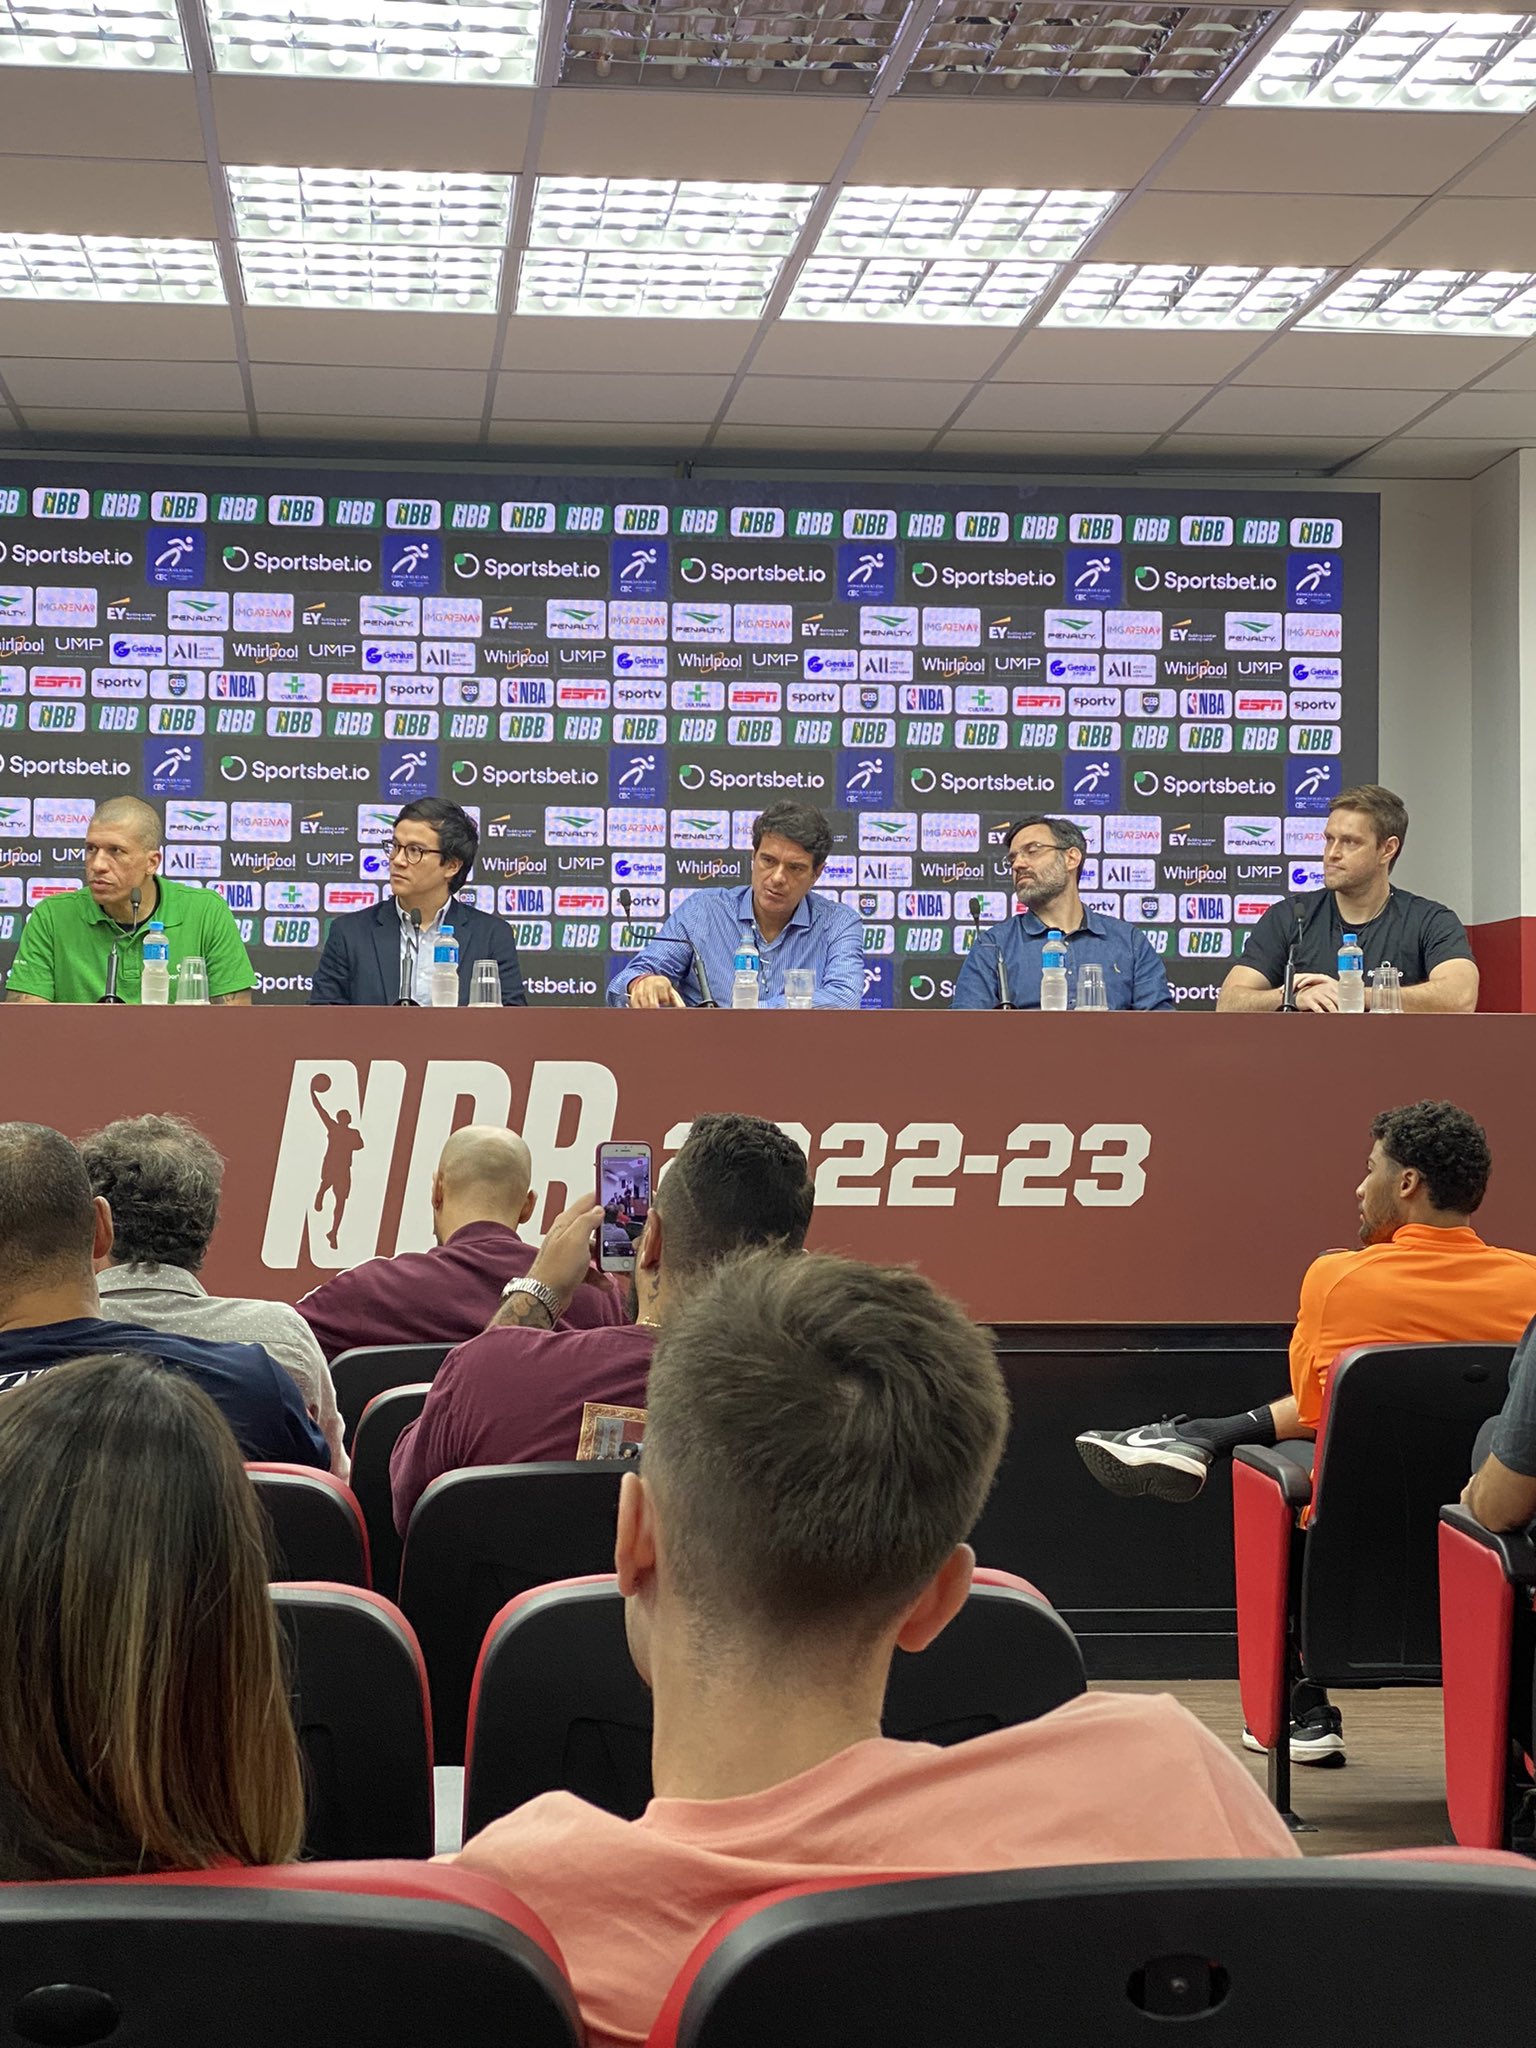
[607,801,865,1010]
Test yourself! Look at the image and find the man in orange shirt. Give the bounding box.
[451,1250,1297,2048]
[1076,1098,1536,1761]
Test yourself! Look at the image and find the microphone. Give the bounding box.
[688,939,718,1010]
[97,946,124,1005]
[971,896,1014,1012]
[617,887,633,921]
[395,908,422,1007]
[130,887,141,922]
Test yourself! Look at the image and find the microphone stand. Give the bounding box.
[971,898,1014,1012]
[97,885,140,1005]
[1280,902,1305,1013]
[395,908,422,1007]
[690,941,719,1010]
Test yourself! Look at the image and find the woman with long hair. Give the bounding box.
[0,1351,304,1878]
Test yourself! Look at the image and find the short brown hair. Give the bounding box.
[1330,785,1408,867]
[0,1353,304,1879]
[643,1251,1010,1652]
[655,1112,814,1280]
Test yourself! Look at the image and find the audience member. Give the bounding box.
[390,1113,813,1536]
[81,1112,347,1475]
[1075,1098,1536,1763]
[451,1250,1297,2048]
[0,1351,304,1878]
[297,1124,623,1360]
[1463,1311,1536,1532]
[0,1122,328,1467]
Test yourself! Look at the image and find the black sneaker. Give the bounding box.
[1074,1418,1213,1503]
[1242,1706,1347,1767]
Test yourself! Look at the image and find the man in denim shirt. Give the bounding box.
[951,815,1172,1012]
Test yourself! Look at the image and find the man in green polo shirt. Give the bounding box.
[4,796,254,1005]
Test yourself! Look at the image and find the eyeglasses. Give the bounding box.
[1010,841,1065,862]
[389,840,443,866]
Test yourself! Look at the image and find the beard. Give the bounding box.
[1015,862,1068,912]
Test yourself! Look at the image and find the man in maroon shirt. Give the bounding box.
[390,1114,815,1535]
[297,1125,623,1360]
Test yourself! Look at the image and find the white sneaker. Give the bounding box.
[1075,1419,1212,1503]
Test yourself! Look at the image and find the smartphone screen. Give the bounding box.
[598,1142,652,1272]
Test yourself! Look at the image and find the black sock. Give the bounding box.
[1175,1405,1279,1458]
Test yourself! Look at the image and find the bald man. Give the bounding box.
[296,1124,624,1360]
[5,796,254,1005]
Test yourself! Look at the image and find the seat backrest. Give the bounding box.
[462,1569,1086,1839]
[349,1384,431,1602]
[1302,1343,1513,1683]
[246,1464,369,1587]
[272,1582,434,1860]
[400,1464,627,1766]
[0,1862,580,2048]
[332,1345,455,1450]
[648,1859,1536,2048]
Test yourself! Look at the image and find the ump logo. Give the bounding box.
[146,739,201,797]
[837,542,895,606]
[1065,548,1121,607]
[609,748,665,805]
[381,743,436,799]
[383,537,441,596]
[837,751,895,809]
[1286,757,1340,813]
[611,539,668,599]
[1287,554,1342,611]
[146,527,205,588]
[1064,753,1121,812]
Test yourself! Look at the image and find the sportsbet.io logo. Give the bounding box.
[679,558,707,585]
[678,763,706,790]
[221,754,248,782]
[452,760,478,786]
[1134,771,1160,795]
[910,562,938,589]
[910,767,937,793]
[1134,566,1160,591]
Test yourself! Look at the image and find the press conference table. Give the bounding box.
[5,1007,1532,1325]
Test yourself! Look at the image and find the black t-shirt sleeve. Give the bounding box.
[1236,900,1293,986]
[1416,899,1475,975]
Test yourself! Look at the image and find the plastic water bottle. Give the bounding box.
[731,947,761,1010]
[430,925,460,1008]
[140,921,170,1006]
[1337,932,1365,1013]
[1040,930,1069,1012]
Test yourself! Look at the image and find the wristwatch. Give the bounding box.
[501,1276,562,1321]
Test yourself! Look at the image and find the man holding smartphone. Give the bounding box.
[606,801,864,1010]
[389,1115,814,1534]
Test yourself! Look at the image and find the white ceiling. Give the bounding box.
[3,10,1536,477]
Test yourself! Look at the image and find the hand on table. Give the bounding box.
[1294,974,1341,1014]
[628,975,685,1009]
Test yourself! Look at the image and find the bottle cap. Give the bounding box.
[1342,933,1357,944]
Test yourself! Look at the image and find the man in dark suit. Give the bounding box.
[308,797,526,1007]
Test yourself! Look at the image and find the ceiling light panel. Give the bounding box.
[560,0,904,91]
[814,186,1117,263]
[229,167,513,245]
[519,248,782,316]
[786,256,1058,323]
[0,233,223,302]
[238,241,504,311]
[904,1,1280,99]
[530,177,818,254]
[1045,262,1330,327]
[203,0,543,84]
[1231,10,1536,112]
[0,0,186,69]
[1300,267,1536,332]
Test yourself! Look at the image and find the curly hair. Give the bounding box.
[1371,1100,1490,1215]
[79,1114,224,1273]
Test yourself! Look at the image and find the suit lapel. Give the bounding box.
[371,901,402,1005]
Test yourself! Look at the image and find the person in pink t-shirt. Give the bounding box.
[452,1251,1298,2048]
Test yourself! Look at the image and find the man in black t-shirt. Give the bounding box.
[1217,784,1478,1014]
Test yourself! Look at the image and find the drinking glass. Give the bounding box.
[468,959,502,1008]
[1372,962,1403,1015]
[784,969,816,1010]
[1075,963,1108,1012]
[174,956,209,1005]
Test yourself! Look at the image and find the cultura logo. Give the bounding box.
[678,763,705,791]
[910,562,938,589]
[1133,770,1159,795]
[221,546,249,572]
[910,767,937,793]
[220,755,248,781]
[679,558,707,584]
[1134,566,1160,591]
[451,760,478,786]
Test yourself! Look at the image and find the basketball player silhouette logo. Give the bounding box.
[310,1074,365,1250]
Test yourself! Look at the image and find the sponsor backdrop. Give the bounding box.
[0,461,1378,1007]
